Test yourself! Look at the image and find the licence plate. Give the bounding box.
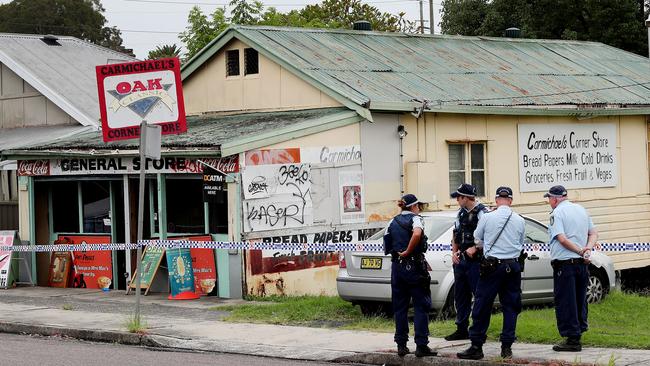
[360,257,382,270]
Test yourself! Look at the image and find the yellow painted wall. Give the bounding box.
[183,39,341,115]
[398,112,650,269]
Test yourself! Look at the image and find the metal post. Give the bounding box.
[123,174,131,294]
[135,121,147,322]
[429,0,434,34]
[419,0,424,34]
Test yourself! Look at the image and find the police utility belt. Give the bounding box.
[391,252,425,263]
[551,257,586,270]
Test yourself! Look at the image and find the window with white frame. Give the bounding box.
[448,142,486,197]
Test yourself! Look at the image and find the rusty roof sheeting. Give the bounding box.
[223,26,650,108]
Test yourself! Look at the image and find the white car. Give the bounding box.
[337,211,616,316]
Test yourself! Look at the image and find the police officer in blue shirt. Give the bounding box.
[445,183,489,341]
[383,194,437,358]
[457,186,525,360]
[545,185,598,352]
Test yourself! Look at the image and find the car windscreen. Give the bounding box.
[367,216,455,241]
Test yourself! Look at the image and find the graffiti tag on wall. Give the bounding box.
[242,163,313,232]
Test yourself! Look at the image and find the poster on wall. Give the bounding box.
[242,163,314,232]
[245,148,301,166]
[0,231,17,289]
[59,235,113,290]
[518,124,618,192]
[338,171,365,224]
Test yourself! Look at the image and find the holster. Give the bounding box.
[518,250,528,272]
[479,256,498,277]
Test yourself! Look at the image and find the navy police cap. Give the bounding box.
[495,186,513,198]
[543,185,568,198]
[450,183,477,198]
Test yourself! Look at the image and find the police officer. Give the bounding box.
[445,183,489,341]
[457,186,525,360]
[383,194,437,358]
[545,185,598,352]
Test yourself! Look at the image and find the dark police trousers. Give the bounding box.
[453,256,480,330]
[391,259,431,346]
[469,261,522,347]
[553,261,588,338]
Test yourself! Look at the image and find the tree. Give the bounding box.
[440,0,649,56]
[179,0,416,60]
[180,6,229,60]
[0,0,132,56]
[147,44,182,60]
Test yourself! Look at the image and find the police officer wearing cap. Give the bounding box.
[457,186,525,360]
[445,183,489,341]
[545,185,598,352]
[383,194,437,358]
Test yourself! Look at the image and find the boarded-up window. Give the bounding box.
[226,49,240,76]
[448,143,486,197]
[244,48,259,75]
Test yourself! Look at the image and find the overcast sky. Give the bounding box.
[98,0,444,59]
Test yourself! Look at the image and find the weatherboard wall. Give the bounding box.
[182,39,341,114]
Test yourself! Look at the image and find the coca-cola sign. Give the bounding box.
[17,156,239,176]
[18,160,50,176]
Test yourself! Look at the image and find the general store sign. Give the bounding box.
[518,124,618,192]
[96,58,186,142]
[17,156,238,176]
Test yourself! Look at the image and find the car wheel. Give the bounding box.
[587,268,608,303]
[359,302,393,317]
[436,286,456,320]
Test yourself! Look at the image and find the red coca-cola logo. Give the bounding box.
[171,156,239,174]
[17,160,50,176]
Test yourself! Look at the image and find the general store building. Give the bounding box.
[4,26,650,297]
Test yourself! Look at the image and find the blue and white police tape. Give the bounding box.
[0,241,650,252]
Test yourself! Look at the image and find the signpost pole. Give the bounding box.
[135,120,147,322]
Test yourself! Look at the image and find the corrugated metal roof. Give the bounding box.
[0,33,135,127]
[0,125,93,151]
[184,26,650,110]
[3,108,355,155]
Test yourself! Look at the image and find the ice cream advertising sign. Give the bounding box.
[166,248,197,299]
[96,58,186,142]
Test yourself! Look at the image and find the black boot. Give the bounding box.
[457,344,484,360]
[552,337,582,352]
[501,344,513,359]
[414,345,437,357]
[397,344,409,357]
[444,328,469,341]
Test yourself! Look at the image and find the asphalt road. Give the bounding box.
[0,333,366,366]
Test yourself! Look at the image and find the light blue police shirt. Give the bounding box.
[474,205,525,259]
[548,200,595,260]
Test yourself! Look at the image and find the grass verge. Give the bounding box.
[213,291,650,349]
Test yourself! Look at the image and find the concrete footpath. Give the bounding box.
[0,287,648,366]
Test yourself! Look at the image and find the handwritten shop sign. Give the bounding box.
[518,124,617,192]
[17,156,238,176]
[242,163,313,232]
